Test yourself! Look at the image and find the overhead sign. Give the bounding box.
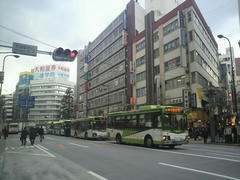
[12,42,38,56]
[18,96,35,108]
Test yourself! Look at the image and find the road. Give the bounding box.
[0,134,240,180]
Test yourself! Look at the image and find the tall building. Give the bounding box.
[3,94,13,123]
[133,0,219,120]
[28,64,74,124]
[76,0,146,117]
[13,71,34,123]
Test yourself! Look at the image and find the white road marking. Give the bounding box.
[45,137,55,140]
[150,149,240,163]
[208,153,240,159]
[187,148,240,156]
[6,151,53,157]
[37,144,48,151]
[34,145,56,158]
[158,162,240,180]
[88,171,108,180]
[69,143,88,148]
[11,147,15,150]
[5,147,8,151]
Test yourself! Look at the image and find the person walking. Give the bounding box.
[203,126,208,144]
[38,126,44,142]
[20,127,28,146]
[2,127,8,140]
[29,127,36,145]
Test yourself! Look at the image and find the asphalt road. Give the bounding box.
[1,134,240,180]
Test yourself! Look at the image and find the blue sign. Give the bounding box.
[18,96,35,108]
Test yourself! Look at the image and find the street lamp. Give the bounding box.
[217,35,238,119]
[0,54,20,95]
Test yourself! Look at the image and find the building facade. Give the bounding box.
[28,64,74,123]
[76,0,146,117]
[132,0,219,120]
[3,94,14,123]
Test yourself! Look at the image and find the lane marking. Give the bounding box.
[37,144,48,151]
[69,143,88,148]
[158,162,240,180]
[6,151,53,157]
[187,148,240,156]
[5,147,8,151]
[88,171,108,180]
[208,153,240,159]
[45,137,55,140]
[35,145,56,158]
[150,149,240,163]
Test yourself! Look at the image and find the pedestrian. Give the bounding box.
[29,127,36,145]
[20,127,28,146]
[38,126,44,142]
[2,127,8,140]
[224,125,232,143]
[203,126,208,144]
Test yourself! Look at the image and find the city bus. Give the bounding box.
[107,105,189,148]
[8,123,19,134]
[71,116,108,140]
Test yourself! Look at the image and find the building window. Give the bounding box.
[189,31,193,41]
[187,11,192,22]
[164,38,179,53]
[165,76,185,90]
[154,66,160,76]
[153,48,159,59]
[165,57,181,72]
[136,71,146,82]
[190,50,194,62]
[153,31,159,42]
[163,19,178,36]
[136,40,145,52]
[191,72,196,84]
[197,73,208,87]
[137,87,146,97]
[136,56,146,67]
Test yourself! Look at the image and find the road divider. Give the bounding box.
[158,162,240,180]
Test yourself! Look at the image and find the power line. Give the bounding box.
[0,39,11,45]
[0,24,57,49]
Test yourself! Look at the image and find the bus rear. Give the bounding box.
[8,123,19,134]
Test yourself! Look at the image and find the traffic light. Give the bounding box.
[52,47,78,61]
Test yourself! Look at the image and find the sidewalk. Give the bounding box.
[0,137,6,176]
[189,138,240,146]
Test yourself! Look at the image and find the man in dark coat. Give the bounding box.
[29,127,36,145]
[3,127,8,139]
[20,127,28,145]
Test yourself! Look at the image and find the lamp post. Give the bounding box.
[0,55,20,95]
[217,35,238,119]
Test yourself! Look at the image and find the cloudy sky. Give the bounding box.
[0,0,239,94]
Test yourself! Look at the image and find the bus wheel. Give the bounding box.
[169,145,175,149]
[144,136,153,148]
[84,132,88,139]
[116,134,122,144]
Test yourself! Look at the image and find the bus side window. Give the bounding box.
[157,115,162,128]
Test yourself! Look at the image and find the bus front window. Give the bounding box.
[162,114,187,130]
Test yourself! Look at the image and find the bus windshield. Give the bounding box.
[92,121,106,130]
[162,114,187,130]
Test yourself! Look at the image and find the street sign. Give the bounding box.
[18,96,35,108]
[12,42,38,56]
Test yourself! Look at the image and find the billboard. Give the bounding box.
[34,64,70,80]
[18,72,34,88]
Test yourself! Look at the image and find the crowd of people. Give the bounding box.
[188,123,239,144]
[0,126,44,145]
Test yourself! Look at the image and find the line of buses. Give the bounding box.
[42,105,189,149]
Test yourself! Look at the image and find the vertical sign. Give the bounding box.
[196,88,202,108]
[183,89,190,108]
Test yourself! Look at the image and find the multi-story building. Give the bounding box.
[28,64,74,124]
[3,94,14,123]
[13,71,34,123]
[76,0,146,117]
[132,0,219,120]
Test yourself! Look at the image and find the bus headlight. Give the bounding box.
[162,136,167,141]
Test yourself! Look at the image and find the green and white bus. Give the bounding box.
[107,105,189,148]
[71,116,108,140]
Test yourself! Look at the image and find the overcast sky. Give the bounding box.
[0,0,239,95]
